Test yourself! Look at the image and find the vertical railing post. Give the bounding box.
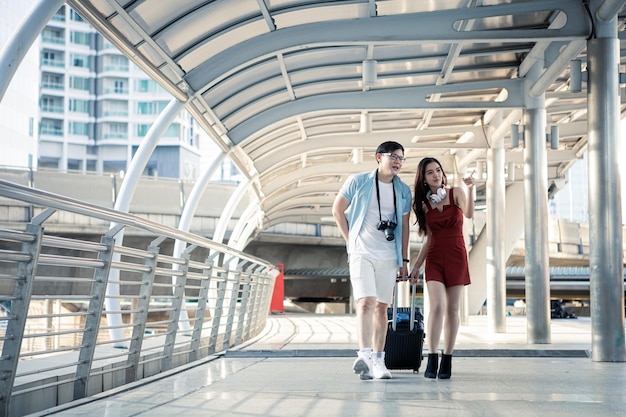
[235,264,254,346]
[246,268,264,339]
[0,209,52,416]
[162,244,193,371]
[125,237,161,383]
[73,225,122,400]
[208,258,232,353]
[189,252,217,361]
[223,261,245,349]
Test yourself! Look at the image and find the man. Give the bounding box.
[332,141,411,380]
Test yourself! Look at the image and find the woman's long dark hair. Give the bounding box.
[413,157,447,235]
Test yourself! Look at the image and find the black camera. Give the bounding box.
[377,220,397,241]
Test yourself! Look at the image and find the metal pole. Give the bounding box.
[228,202,259,249]
[586,0,625,361]
[523,63,551,344]
[172,151,228,331]
[105,99,184,346]
[213,177,254,244]
[486,136,506,333]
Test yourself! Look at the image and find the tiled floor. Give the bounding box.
[30,314,626,417]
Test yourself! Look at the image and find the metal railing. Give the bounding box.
[0,179,278,417]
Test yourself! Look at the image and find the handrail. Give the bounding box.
[0,179,272,267]
[0,178,278,417]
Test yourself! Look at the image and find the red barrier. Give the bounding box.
[270,263,285,313]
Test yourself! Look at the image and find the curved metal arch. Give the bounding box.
[183,1,591,92]
[263,195,334,218]
[227,79,525,144]
[260,162,369,197]
[252,127,489,174]
[261,183,341,209]
[0,0,66,101]
[213,176,255,244]
[228,201,261,249]
[261,212,343,231]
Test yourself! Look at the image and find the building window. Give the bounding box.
[102,123,127,139]
[70,76,90,91]
[102,100,128,117]
[40,119,63,136]
[52,7,65,22]
[42,28,64,44]
[42,73,64,90]
[69,99,90,113]
[136,123,179,137]
[41,50,64,67]
[136,101,168,115]
[69,122,89,136]
[71,53,90,69]
[103,55,129,72]
[70,31,91,46]
[40,96,64,113]
[135,79,165,93]
[114,80,126,93]
[103,78,128,94]
[136,124,150,137]
[38,158,60,169]
[70,9,84,22]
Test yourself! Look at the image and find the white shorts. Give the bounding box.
[349,255,397,305]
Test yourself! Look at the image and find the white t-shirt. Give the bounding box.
[352,180,397,260]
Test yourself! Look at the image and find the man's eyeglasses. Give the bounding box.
[382,153,406,163]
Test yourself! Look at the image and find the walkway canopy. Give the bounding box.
[66,0,623,230]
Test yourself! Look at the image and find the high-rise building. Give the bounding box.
[0,1,40,169]
[37,4,207,180]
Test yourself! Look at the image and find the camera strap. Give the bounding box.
[375,169,397,223]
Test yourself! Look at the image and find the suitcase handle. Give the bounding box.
[391,276,418,332]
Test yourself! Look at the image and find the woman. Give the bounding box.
[409,157,474,379]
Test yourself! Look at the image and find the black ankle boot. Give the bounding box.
[438,354,452,379]
[424,353,438,378]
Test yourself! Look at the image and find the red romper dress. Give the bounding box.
[424,188,471,287]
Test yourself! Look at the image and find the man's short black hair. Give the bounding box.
[376,141,404,155]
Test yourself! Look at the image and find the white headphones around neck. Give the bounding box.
[427,187,447,204]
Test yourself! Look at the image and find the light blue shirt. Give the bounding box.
[338,169,412,266]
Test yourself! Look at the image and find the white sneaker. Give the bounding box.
[352,351,373,380]
[372,354,392,379]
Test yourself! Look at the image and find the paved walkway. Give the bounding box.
[31,314,626,417]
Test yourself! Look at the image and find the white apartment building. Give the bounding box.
[0,1,40,169]
[38,4,207,180]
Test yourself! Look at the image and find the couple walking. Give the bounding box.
[332,141,475,380]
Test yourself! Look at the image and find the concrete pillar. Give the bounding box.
[523,64,551,344]
[486,136,506,333]
[586,0,625,362]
